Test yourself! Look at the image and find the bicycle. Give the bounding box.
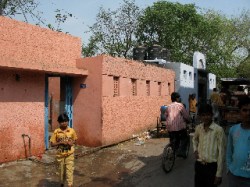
[161,128,191,173]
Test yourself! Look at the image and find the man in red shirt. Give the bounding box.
[166,92,190,157]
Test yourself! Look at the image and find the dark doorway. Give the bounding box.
[44,75,73,149]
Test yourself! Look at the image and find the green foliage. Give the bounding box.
[135,1,250,79]
[83,0,142,58]
[0,0,73,33]
[47,9,73,32]
[82,35,101,57]
[0,0,40,21]
[136,1,204,64]
[236,57,250,78]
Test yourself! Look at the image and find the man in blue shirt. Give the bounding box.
[226,97,250,187]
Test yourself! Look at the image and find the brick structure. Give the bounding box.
[75,56,175,146]
[0,16,175,163]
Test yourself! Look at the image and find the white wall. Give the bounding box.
[207,73,216,99]
[164,51,217,110]
[165,62,196,110]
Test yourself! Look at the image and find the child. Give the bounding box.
[192,104,226,187]
[50,113,77,187]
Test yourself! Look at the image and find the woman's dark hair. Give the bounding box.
[171,92,180,102]
[57,113,69,123]
[198,103,213,115]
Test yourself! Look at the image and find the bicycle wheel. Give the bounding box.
[162,144,175,173]
[182,135,190,159]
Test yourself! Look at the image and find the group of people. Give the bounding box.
[49,91,249,187]
[165,92,250,187]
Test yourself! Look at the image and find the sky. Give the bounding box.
[14,0,250,44]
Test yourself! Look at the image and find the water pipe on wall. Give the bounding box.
[22,134,31,158]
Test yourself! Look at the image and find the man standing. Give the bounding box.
[193,104,226,187]
[210,88,224,121]
[226,97,250,187]
[166,92,190,157]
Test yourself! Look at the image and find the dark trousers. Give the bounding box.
[195,161,217,187]
[168,129,188,155]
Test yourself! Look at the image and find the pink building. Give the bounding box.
[0,16,175,163]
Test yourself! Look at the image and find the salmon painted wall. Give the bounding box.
[101,56,175,145]
[0,17,86,162]
[75,55,175,146]
[0,16,86,76]
[0,69,45,163]
[74,56,104,146]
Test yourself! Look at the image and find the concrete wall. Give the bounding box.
[101,56,175,145]
[164,62,196,109]
[74,56,103,146]
[75,55,175,146]
[0,69,45,162]
[0,16,85,76]
[0,17,85,162]
[208,73,217,99]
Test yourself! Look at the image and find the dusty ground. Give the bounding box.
[0,131,169,187]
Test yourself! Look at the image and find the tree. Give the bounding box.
[236,57,250,78]
[204,10,250,79]
[135,1,250,79]
[0,0,40,21]
[83,0,142,58]
[135,1,205,64]
[82,35,101,57]
[0,0,73,32]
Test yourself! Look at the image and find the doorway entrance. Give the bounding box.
[44,75,73,149]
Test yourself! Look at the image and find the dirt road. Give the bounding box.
[0,133,229,187]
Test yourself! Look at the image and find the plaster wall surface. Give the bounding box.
[207,73,217,99]
[101,56,175,145]
[74,56,103,146]
[165,62,197,110]
[75,55,175,146]
[0,16,86,76]
[193,52,206,69]
[0,70,45,163]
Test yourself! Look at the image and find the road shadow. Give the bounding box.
[112,141,229,187]
[37,179,61,187]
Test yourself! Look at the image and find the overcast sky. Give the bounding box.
[14,0,250,44]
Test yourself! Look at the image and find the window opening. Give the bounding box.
[146,80,150,96]
[113,77,119,97]
[158,82,162,96]
[131,79,137,96]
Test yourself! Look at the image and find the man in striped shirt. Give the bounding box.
[166,92,190,157]
[193,104,226,187]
